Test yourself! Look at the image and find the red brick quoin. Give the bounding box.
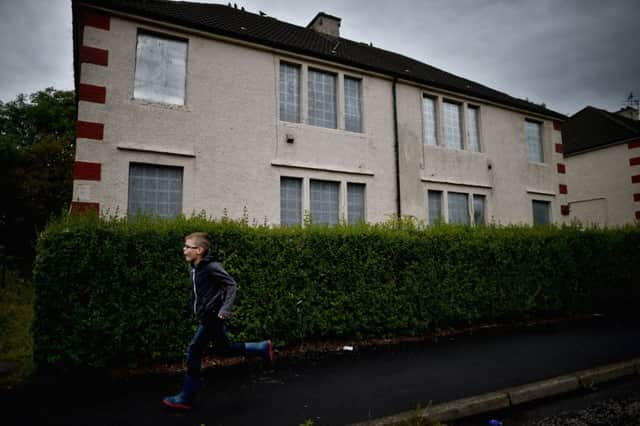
[561,205,570,216]
[559,184,568,194]
[71,202,100,215]
[82,10,110,30]
[80,46,109,66]
[73,161,101,181]
[555,143,564,154]
[76,121,104,140]
[557,163,566,174]
[78,84,106,104]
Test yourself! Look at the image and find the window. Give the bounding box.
[134,33,187,105]
[443,101,463,149]
[128,163,182,217]
[448,192,469,225]
[310,180,339,225]
[308,69,337,129]
[423,96,437,146]
[280,177,302,225]
[279,63,300,123]
[526,120,543,163]
[428,190,443,224]
[347,183,365,223]
[344,77,362,132]
[532,200,550,225]
[473,194,486,225]
[467,106,480,152]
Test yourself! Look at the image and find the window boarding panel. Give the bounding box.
[467,107,480,152]
[134,33,187,105]
[443,101,463,149]
[310,180,339,225]
[473,194,486,225]
[344,77,361,132]
[423,97,437,145]
[428,190,443,224]
[532,200,550,225]
[128,163,183,218]
[347,182,365,223]
[280,177,302,225]
[526,121,543,163]
[308,70,337,129]
[448,192,469,225]
[279,63,300,123]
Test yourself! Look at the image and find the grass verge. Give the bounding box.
[0,267,35,388]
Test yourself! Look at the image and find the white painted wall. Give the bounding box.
[566,144,639,227]
[74,15,568,226]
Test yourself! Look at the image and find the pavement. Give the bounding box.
[1,316,640,426]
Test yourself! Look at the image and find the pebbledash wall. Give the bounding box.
[71,6,569,226]
[566,140,640,226]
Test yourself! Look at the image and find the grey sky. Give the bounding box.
[1,0,638,116]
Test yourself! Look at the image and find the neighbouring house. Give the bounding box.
[562,106,640,226]
[70,0,569,226]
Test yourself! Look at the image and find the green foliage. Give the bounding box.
[32,214,640,372]
[0,259,35,386]
[0,87,76,271]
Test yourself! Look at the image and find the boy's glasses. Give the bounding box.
[183,245,200,250]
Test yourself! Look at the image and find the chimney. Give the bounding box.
[307,12,341,37]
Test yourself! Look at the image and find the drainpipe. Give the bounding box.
[392,79,401,219]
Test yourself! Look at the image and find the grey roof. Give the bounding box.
[74,0,566,120]
[562,106,640,155]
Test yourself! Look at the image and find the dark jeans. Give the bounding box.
[185,313,244,377]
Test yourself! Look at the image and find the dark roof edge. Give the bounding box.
[564,135,639,157]
[75,1,566,121]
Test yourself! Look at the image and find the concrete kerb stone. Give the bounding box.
[507,375,580,406]
[576,360,638,389]
[348,392,510,426]
[347,358,640,426]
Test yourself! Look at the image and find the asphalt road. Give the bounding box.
[2,320,640,426]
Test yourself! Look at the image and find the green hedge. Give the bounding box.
[33,214,640,371]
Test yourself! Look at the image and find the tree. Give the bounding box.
[0,88,76,270]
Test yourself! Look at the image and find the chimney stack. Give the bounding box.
[307,12,341,38]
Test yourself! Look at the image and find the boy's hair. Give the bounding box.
[185,232,211,251]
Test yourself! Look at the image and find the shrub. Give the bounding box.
[32,214,640,371]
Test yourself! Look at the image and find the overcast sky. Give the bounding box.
[1,0,638,116]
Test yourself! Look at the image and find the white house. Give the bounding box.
[70,0,569,226]
[562,106,640,226]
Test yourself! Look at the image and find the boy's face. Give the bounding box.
[183,238,205,263]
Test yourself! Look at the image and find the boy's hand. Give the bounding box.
[218,311,231,320]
